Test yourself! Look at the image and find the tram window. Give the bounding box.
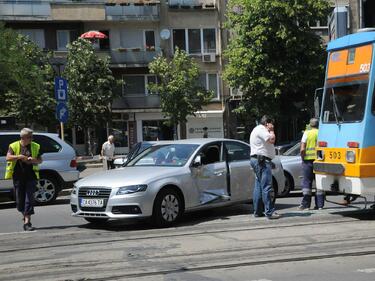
[322,82,367,123]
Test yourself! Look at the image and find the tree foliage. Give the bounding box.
[0,23,55,127]
[148,48,213,139]
[63,38,116,152]
[224,0,330,118]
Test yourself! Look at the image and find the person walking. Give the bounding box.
[298,118,325,210]
[101,135,115,170]
[250,115,280,219]
[202,127,208,138]
[5,128,42,231]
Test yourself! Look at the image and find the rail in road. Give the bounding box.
[0,208,374,281]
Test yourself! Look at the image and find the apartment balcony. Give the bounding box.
[51,48,161,67]
[168,0,216,10]
[112,95,161,110]
[0,1,52,21]
[110,48,161,66]
[105,0,160,21]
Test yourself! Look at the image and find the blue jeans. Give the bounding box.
[301,160,324,208]
[250,158,275,217]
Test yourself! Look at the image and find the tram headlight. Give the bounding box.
[317,150,324,160]
[346,151,356,163]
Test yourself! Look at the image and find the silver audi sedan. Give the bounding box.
[70,139,285,227]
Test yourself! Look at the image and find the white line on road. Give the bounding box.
[357,268,375,273]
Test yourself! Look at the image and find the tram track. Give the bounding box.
[0,215,364,254]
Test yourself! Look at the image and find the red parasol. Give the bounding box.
[80,30,108,39]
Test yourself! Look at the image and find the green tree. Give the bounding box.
[63,38,116,154]
[148,48,213,139]
[224,0,330,120]
[0,24,55,127]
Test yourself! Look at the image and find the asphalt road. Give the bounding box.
[0,167,375,281]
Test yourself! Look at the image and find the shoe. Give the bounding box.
[253,213,265,218]
[267,212,281,220]
[23,223,35,232]
[297,205,309,211]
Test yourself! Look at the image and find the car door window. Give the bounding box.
[200,143,222,165]
[0,135,19,156]
[33,135,61,154]
[225,141,250,162]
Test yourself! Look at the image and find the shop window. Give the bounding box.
[111,121,128,148]
[142,120,173,141]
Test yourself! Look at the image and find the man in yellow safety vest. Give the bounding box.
[5,128,42,231]
[298,118,324,210]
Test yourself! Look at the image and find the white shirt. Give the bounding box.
[249,124,275,159]
[102,141,115,160]
[301,131,308,143]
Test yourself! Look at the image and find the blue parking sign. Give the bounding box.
[55,77,68,102]
[56,102,69,123]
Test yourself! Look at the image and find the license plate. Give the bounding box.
[80,198,104,207]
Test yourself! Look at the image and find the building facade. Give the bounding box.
[1,0,227,154]
[1,0,373,153]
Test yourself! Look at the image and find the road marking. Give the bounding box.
[0,230,37,236]
[357,268,375,273]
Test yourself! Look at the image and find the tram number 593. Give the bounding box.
[329,151,341,160]
[360,63,371,73]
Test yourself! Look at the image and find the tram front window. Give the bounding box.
[322,81,368,123]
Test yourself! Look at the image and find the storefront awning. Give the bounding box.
[105,0,160,5]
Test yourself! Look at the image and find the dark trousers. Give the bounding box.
[107,160,115,170]
[301,160,324,208]
[14,179,37,216]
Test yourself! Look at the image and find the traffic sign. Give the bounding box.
[56,102,69,123]
[54,77,68,102]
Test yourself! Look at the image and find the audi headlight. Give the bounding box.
[116,185,148,195]
[346,151,356,163]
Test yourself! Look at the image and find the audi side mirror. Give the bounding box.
[192,155,202,167]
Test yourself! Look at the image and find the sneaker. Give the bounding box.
[23,223,35,232]
[253,213,265,218]
[297,205,309,211]
[267,212,281,220]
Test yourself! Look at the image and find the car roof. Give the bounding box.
[0,131,59,137]
[149,138,247,146]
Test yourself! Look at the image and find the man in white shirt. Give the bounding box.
[249,115,280,219]
[101,135,115,170]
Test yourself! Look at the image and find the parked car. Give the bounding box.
[0,132,80,204]
[275,140,299,156]
[278,142,306,197]
[71,138,285,227]
[113,141,155,168]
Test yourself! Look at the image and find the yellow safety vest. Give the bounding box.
[5,141,40,180]
[304,128,318,161]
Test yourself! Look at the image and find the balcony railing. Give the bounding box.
[105,4,159,20]
[110,49,161,65]
[168,0,216,10]
[0,1,51,19]
[112,95,160,110]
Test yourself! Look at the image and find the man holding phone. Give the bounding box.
[249,115,280,219]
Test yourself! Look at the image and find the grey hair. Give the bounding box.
[20,128,33,137]
[108,135,114,140]
[309,118,319,128]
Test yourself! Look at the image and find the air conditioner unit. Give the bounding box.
[202,53,216,63]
